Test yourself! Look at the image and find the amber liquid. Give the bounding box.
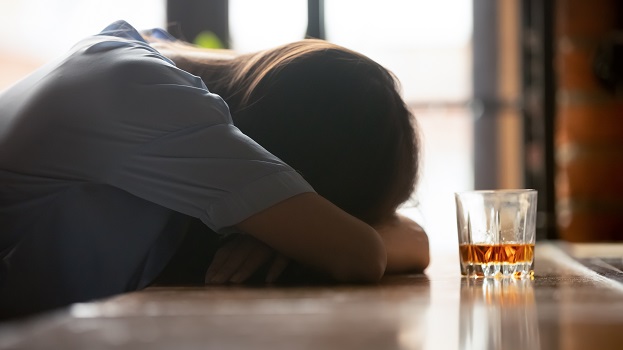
[459,243,535,265]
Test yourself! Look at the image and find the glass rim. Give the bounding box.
[454,189,537,196]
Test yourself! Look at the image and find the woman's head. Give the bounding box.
[164,40,419,225]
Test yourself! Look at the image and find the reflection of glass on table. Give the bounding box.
[459,278,541,350]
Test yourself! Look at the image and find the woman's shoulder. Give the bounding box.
[77,34,176,82]
[57,24,212,104]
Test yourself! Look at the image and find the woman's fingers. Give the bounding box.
[266,255,289,283]
[205,237,251,284]
[228,244,273,283]
[205,235,291,284]
[205,238,237,283]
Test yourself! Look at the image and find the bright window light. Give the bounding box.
[229,0,307,53]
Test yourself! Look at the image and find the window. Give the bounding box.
[0,0,165,88]
[229,0,307,52]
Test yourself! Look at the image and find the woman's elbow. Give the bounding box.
[330,240,387,283]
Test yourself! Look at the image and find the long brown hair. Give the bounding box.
[157,39,420,225]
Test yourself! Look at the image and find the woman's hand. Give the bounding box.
[374,214,430,274]
[205,234,289,284]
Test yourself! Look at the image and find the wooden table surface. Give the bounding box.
[1,242,622,350]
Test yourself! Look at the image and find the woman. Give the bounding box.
[0,21,428,318]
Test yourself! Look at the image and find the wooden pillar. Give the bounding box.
[554,0,623,241]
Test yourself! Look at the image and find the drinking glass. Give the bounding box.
[455,189,537,278]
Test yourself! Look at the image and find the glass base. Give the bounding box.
[461,262,534,279]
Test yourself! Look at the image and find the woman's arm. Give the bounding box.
[374,214,430,274]
[235,193,387,283]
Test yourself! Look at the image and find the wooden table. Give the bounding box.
[1,242,622,350]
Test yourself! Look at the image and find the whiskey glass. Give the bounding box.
[455,189,537,278]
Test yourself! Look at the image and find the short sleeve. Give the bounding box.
[64,22,317,232]
[98,55,315,232]
[108,121,314,232]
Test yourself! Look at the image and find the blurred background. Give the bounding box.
[1,0,621,252]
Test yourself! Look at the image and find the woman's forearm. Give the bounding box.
[235,193,387,283]
[375,214,430,274]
